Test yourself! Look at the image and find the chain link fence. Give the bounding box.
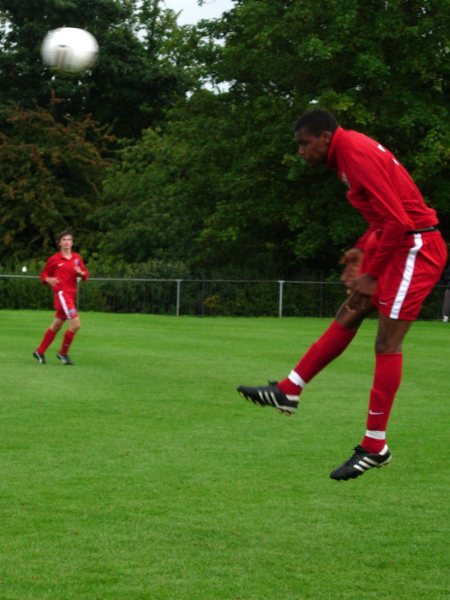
[0,274,446,319]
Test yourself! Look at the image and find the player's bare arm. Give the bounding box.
[340,247,363,290]
[349,273,377,296]
[45,276,59,287]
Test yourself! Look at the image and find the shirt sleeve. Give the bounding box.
[354,225,377,251]
[78,256,89,281]
[345,152,414,278]
[40,256,55,285]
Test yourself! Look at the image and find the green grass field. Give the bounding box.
[1,310,449,600]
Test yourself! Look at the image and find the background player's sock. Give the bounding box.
[277,320,357,396]
[37,328,56,354]
[361,353,403,453]
[60,330,76,355]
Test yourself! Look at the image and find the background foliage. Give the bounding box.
[0,0,448,277]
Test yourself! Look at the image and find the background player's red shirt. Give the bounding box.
[40,252,89,294]
[327,127,438,278]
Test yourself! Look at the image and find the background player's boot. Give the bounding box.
[57,353,75,365]
[330,445,391,481]
[33,351,46,364]
[237,384,299,415]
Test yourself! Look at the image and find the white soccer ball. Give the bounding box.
[41,27,98,75]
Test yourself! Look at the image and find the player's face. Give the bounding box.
[296,128,332,166]
[59,235,73,250]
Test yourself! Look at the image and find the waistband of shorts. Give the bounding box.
[406,225,439,234]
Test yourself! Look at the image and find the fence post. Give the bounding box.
[176,279,182,316]
[278,280,285,318]
[319,279,324,317]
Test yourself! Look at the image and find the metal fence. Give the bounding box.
[0,274,446,319]
[74,277,347,317]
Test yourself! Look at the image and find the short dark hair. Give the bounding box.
[56,230,73,245]
[294,109,338,136]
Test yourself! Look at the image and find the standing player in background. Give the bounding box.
[33,231,89,366]
[238,109,447,481]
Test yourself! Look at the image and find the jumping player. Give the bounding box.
[33,231,89,366]
[237,109,447,481]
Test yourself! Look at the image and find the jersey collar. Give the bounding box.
[326,126,345,170]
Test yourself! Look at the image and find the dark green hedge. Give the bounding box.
[0,275,446,319]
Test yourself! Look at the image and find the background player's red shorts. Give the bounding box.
[53,290,79,320]
[362,230,447,320]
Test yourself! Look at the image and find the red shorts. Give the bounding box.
[362,230,447,320]
[53,291,79,320]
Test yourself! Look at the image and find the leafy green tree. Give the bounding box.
[98,105,225,269]
[0,104,113,263]
[102,0,448,276]
[194,0,449,269]
[0,1,201,265]
[0,0,193,137]
[6,0,446,276]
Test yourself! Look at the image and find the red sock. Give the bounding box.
[37,328,56,354]
[277,320,357,396]
[361,353,403,453]
[60,330,76,355]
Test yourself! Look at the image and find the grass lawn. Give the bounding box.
[0,310,449,599]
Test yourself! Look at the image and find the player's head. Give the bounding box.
[56,230,74,248]
[294,109,338,166]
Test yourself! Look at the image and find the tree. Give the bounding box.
[0,0,193,137]
[98,96,232,269]
[0,0,202,265]
[103,0,448,276]
[202,0,448,259]
[0,104,113,263]
[4,0,447,275]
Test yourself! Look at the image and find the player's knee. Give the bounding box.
[375,339,402,353]
[335,305,365,329]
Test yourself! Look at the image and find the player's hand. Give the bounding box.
[74,266,84,275]
[349,273,377,297]
[340,248,363,292]
[345,290,373,313]
[46,277,59,287]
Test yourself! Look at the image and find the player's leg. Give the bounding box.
[362,233,446,452]
[237,292,377,414]
[34,317,64,363]
[361,315,412,451]
[330,316,410,481]
[55,292,80,365]
[237,234,380,413]
[330,316,411,481]
[57,315,80,365]
[276,292,375,394]
[331,232,447,480]
[443,289,450,322]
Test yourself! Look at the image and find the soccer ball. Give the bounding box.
[41,27,98,75]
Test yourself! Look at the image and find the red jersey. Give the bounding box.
[327,127,438,278]
[40,251,89,294]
